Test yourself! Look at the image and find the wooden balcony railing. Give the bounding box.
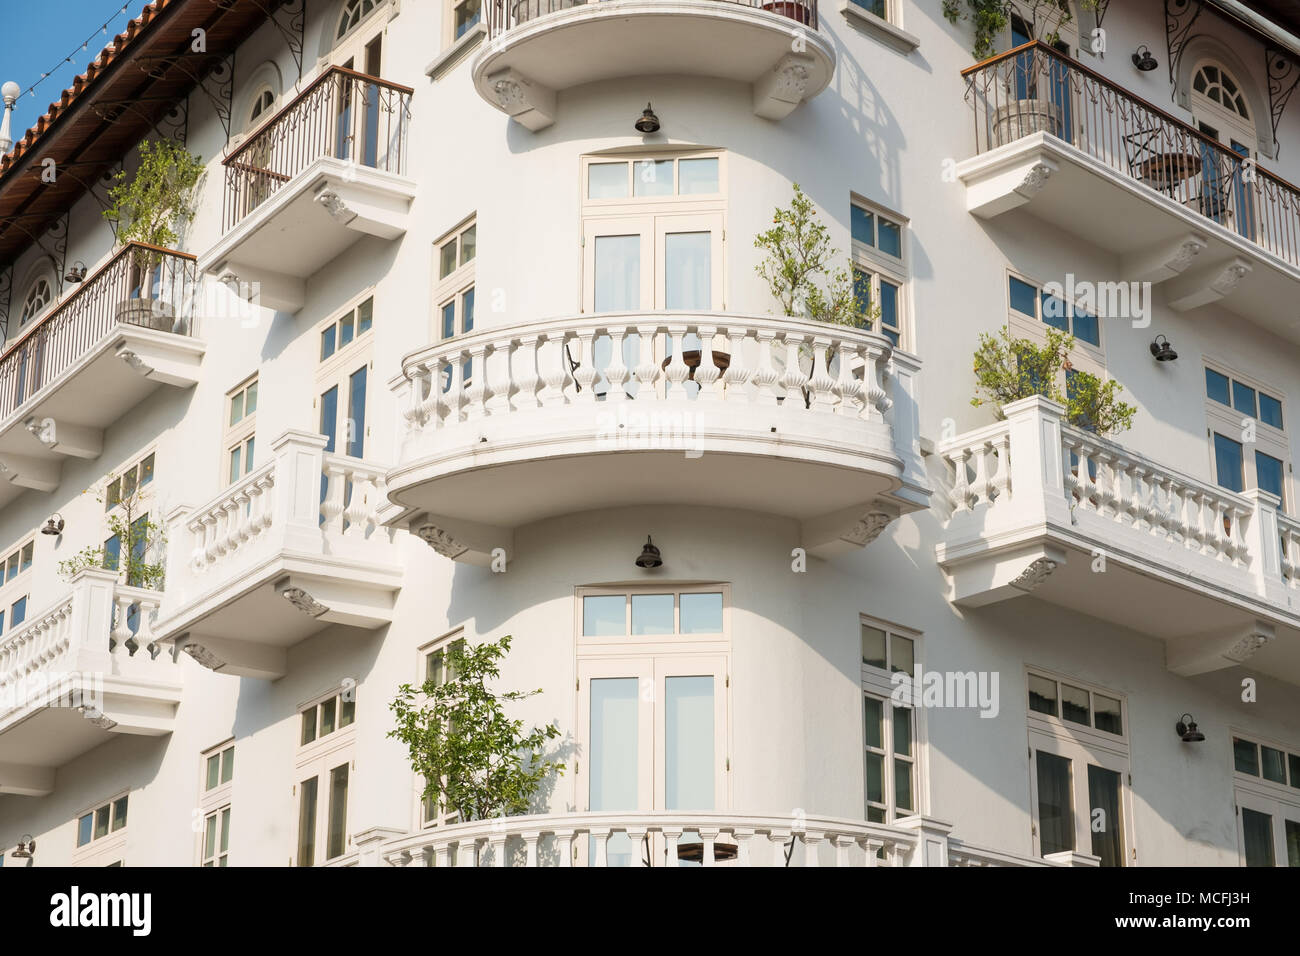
[221,66,413,231]
[962,41,1300,268]
[0,243,197,423]
[485,0,820,37]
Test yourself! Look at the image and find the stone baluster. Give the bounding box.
[989,431,1012,502]
[863,346,890,421]
[808,337,837,412]
[539,333,570,406]
[463,342,491,420]
[768,829,792,867]
[110,593,133,657]
[778,332,805,411]
[969,441,991,508]
[664,325,690,400]
[605,327,630,403]
[751,330,781,406]
[522,830,541,867]
[344,469,373,538]
[947,447,972,511]
[834,341,862,416]
[695,325,722,401]
[801,831,824,867]
[514,334,541,410]
[721,326,751,403]
[572,328,600,403]
[633,324,659,401]
[321,463,347,538]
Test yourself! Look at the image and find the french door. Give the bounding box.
[583,213,722,313]
[1029,735,1131,866]
[335,35,384,168]
[1236,791,1300,866]
[295,750,352,866]
[577,656,728,866]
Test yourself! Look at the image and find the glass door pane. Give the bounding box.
[1242,807,1275,866]
[297,776,318,866]
[326,762,350,860]
[1035,751,1074,856]
[1087,764,1124,866]
[589,677,641,867]
[1287,819,1300,867]
[664,675,714,810]
[663,232,711,310]
[347,365,367,458]
[593,235,641,312]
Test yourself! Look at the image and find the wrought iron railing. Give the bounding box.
[0,243,197,422]
[486,0,819,37]
[221,66,413,231]
[962,41,1300,268]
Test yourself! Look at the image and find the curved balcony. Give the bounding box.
[473,0,835,130]
[387,313,928,563]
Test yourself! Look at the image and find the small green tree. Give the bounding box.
[103,139,204,293]
[754,184,879,328]
[58,478,167,589]
[971,324,1135,435]
[942,0,1093,60]
[389,636,563,822]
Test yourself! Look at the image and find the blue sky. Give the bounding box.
[2,1,142,140]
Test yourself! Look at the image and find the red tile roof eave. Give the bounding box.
[0,0,179,181]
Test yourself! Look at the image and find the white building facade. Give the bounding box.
[0,0,1297,867]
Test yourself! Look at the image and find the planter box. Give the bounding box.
[114,298,177,333]
[991,98,1062,147]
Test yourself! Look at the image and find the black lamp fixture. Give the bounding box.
[635,535,663,569]
[64,260,86,283]
[1132,45,1159,72]
[41,513,64,536]
[11,834,34,858]
[634,103,660,134]
[1150,334,1178,362]
[1176,713,1206,742]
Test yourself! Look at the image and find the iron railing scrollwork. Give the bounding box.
[221,66,414,231]
[0,243,198,422]
[962,41,1300,269]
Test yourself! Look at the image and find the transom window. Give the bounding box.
[1193,64,1250,120]
[1204,363,1289,509]
[20,277,52,326]
[338,0,380,39]
[75,793,128,865]
[581,588,724,639]
[224,376,258,485]
[851,199,907,348]
[1233,733,1300,866]
[300,690,356,746]
[586,156,721,201]
[1027,668,1130,866]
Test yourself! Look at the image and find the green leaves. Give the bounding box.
[388,635,564,824]
[754,184,879,330]
[103,139,204,251]
[971,324,1135,435]
[942,0,1083,60]
[58,477,166,589]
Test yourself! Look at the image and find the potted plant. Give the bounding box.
[103,138,203,333]
[971,324,1135,435]
[389,635,564,830]
[761,0,814,26]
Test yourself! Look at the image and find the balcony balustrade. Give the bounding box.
[155,430,403,680]
[958,42,1300,342]
[0,243,203,505]
[0,568,180,796]
[369,810,1070,867]
[936,397,1298,683]
[472,0,834,130]
[387,312,928,563]
[202,67,415,313]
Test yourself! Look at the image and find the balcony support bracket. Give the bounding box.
[753,54,817,121]
[1166,620,1276,677]
[1123,232,1208,283]
[487,68,556,132]
[175,632,288,681]
[1166,256,1253,311]
[23,417,102,459]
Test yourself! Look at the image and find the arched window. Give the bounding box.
[248,87,275,126]
[1192,64,1251,121]
[337,0,379,40]
[20,277,52,326]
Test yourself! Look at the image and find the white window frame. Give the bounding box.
[859,615,923,824]
[198,740,234,866]
[850,196,909,349]
[444,0,483,47]
[19,274,54,328]
[316,292,375,459]
[0,537,34,635]
[573,585,732,829]
[434,216,476,342]
[580,151,727,313]
[294,684,357,866]
[72,790,129,866]
[224,375,259,486]
[413,630,467,830]
[1203,359,1290,510]
[1231,731,1300,866]
[1025,666,1132,865]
